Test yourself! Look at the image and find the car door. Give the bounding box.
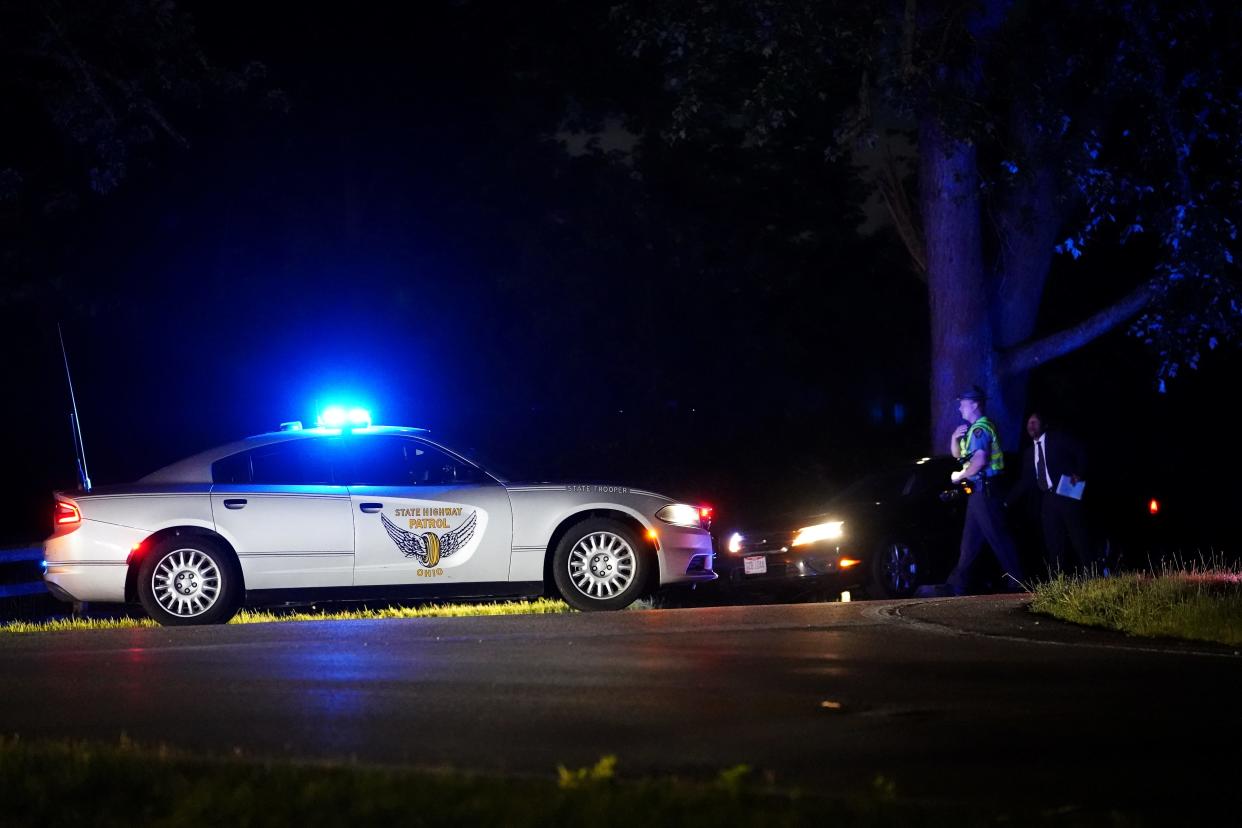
[342,435,513,587]
[210,437,355,590]
[915,459,970,577]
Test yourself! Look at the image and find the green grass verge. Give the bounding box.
[0,597,573,634]
[1031,570,1242,647]
[0,737,1144,827]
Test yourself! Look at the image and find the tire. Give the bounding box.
[552,518,651,612]
[137,536,241,626]
[869,539,920,599]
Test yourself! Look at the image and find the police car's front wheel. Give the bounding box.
[553,518,651,611]
[137,537,241,626]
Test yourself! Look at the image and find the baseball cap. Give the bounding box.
[956,385,987,402]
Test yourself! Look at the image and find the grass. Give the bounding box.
[0,597,573,634]
[232,596,573,623]
[0,737,1148,827]
[0,615,159,634]
[1030,564,1242,647]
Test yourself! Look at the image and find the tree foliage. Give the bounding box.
[0,0,279,299]
[613,0,1242,401]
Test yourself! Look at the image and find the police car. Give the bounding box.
[43,410,715,625]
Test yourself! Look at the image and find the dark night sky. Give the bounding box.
[2,1,1237,548]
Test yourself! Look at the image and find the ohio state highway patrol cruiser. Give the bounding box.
[43,420,715,625]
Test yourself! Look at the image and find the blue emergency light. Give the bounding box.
[317,406,372,429]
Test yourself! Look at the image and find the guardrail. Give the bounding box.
[0,546,46,599]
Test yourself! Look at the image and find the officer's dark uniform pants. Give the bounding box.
[1041,493,1093,574]
[948,486,1026,595]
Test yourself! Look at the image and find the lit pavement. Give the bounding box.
[1,596,1238,813]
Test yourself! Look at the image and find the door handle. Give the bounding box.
[359,502,383,514]
[223,498,248,510]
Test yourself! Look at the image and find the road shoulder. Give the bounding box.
[889,594,1242,657]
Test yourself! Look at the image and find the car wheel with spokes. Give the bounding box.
[869,539,920,599]
[552,518,651,611]
[137,537,241,626]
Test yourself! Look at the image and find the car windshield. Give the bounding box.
[830,468,918,505]
[437,443,517,484]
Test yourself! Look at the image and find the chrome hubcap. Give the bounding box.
[568,532,636,599]
[152,548,221,618]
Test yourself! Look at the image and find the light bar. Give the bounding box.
[317,406,372,429]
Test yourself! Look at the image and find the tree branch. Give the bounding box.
[41,10,117,126]
[877,147,927,279]
[1131,2,1192,201]
[97,66,190,147]
[901,0,917,79]
[999,281,1155,375]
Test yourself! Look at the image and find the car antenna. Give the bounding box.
[57,322,92,492]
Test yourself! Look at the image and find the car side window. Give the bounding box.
[213,440,338,485]
[899,472,918,497]
[212,451,251,484]
[341,437,483,487]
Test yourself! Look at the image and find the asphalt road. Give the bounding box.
[2,596,1238,814]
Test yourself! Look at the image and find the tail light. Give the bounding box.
[1149,498,1161,516]
[54,500,82,529]
[698,506,713,530]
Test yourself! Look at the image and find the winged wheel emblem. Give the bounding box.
[380,511,478,568]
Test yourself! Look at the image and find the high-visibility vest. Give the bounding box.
[958,416,1005,477]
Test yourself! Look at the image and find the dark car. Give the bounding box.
[711,453,1186,600]
[712,457,969,600]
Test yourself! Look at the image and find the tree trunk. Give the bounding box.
[993,371,1027,453]
[913,5,1150,455]
[919,116,994,452]
[991,106,1060,442]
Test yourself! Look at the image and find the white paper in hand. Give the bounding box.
[1056,475,1085,500]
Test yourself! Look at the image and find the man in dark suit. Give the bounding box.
[1007,411,1094,575]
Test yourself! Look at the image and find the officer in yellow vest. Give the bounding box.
[945,385,1026,595]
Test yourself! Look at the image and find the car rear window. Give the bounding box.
[211,452,251,485]
[212,439,338,485]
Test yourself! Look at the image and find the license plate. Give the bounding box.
[743,555,767,575]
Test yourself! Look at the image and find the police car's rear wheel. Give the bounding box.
[869,539,919,599]
[553,518,650,611]
[138,538,240,626]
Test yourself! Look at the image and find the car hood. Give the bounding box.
[729,500,895,535]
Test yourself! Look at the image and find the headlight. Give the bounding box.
[656,504,706,528]
[791,521,844,547]
[726,532,744,554]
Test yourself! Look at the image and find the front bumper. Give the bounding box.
[716,542,865,588]
[655,524,716,585]
[42,521,144,603]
